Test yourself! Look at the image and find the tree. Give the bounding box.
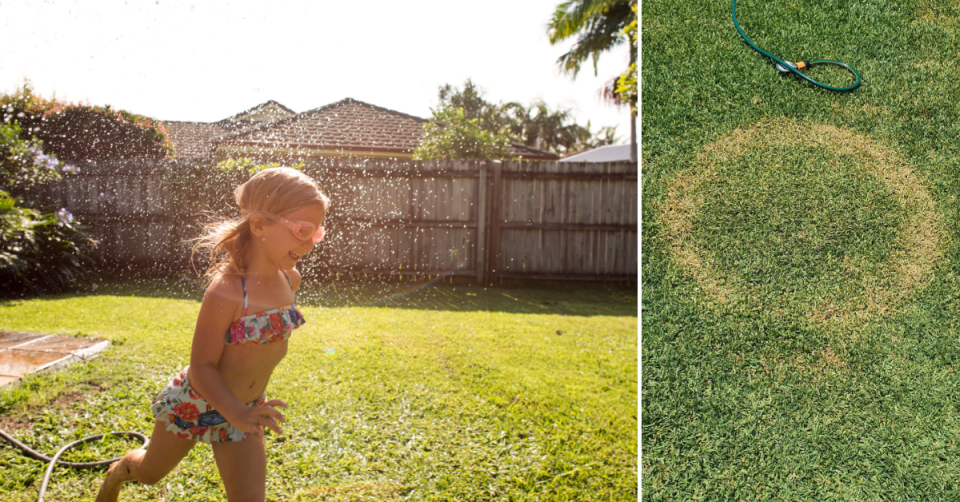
[615,4,638,109]
[503,101,582,155]
[436,79,513,135]
[431,80,618,157]
[548,0,637,162]
[413,106,513,161]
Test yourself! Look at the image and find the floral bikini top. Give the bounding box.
[225,270,306,345]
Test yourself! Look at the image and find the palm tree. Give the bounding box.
[502,101,588,156]
[548,0,637,162]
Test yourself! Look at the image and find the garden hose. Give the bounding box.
[732,0,861,91]
[0,428,148,502]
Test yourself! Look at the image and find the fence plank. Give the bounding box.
[476,164,487,283]
[490,161,503,284]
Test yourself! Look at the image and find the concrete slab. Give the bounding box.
[15,335,104,353]
[0,349,73,377]
[0,333,110,388]
[0,331,45,349]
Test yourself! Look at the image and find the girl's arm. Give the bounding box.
[187,275,285,436]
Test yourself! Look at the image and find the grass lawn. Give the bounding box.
[644,0,960,499]
[0,279,637,501]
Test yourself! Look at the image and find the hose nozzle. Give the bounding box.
[776,60,810,72]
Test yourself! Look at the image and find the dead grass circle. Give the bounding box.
[661,119,945,327]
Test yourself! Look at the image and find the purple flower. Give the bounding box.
[55,208,73,225]
[61,164,79,175]
[28,147,63,171]
[33,152,53,169]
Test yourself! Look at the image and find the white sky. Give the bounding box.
[0,0,633,143]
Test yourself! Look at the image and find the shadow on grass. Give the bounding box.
[305,281,638,317]
[0,272,638,317]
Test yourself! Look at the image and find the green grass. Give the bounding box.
[644,0,960,499]
[0,280,637,501]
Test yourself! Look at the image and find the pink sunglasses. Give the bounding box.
[243,209,325,243]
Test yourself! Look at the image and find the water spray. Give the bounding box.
[355,265,467,307]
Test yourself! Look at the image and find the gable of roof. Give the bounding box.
[215,100,296,131]
[217,98,427,154]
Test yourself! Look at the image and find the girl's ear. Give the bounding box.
[249,215,267,237]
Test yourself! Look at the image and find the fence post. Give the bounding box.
[476,161,487,285]
[488,160,503,287]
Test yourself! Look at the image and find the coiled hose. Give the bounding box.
[0,428,148,502]
[732,0,861,91]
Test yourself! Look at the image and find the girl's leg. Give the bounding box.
[95,420,196,502]
[211,433,267,502]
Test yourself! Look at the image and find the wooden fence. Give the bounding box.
[33,160,188,266]
[33,159,637,283]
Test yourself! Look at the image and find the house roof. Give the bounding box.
[164,121,229,159]
[166,98,560,160]
[165,100,296,159]
[510,142,560,161]
[560,144,632,162]
[217,98,427,155]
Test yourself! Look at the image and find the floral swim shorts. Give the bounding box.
[150,366,265,445]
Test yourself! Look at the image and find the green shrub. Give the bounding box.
[413,106,513,160]
[0,82,173,163]
[0,118,98,295]
[0,121,67,198]
[214,157,293,176]
[0,190,98,296]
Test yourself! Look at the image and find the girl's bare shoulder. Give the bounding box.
[204,273,244,308]
[193,273,244,337]
[287,268,302,292]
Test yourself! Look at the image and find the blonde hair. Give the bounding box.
[191,167,330,283]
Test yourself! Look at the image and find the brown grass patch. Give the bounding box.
[808,304,838,322]
[915,5,960,26]
[792,346,848,382]
[661,170,732,305]
[660,118,946,328]
[831,102,890,120]
[0,384,105,432]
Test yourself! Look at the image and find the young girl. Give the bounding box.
[97,167,329,502]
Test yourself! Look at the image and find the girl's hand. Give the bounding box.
[230,400,288,438]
